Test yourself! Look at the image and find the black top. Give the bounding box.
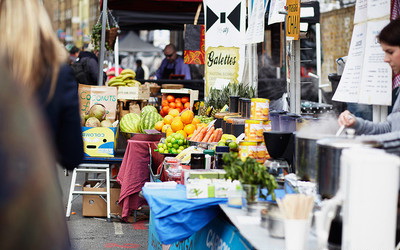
[37,64,84,170]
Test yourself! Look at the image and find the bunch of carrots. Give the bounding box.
[189,126,223,143]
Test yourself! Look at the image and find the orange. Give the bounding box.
[184,124,196,135]
[166,95,175,103]
[184,102,190,109]
[163,114,174,125]
[172,116,182,123]
[169,102,176,109]
[171,119,184,132]
[176,107,182,113]
[175,102,183,109]
[162,100,169,107]
[180,110,194,124]
[166,127,174,137]
[168,109,180,117]
[162,124,171,133]
[154,121,164,131]
[191,117,201,126]
[181,96,189,104]
[176,130,187,138]
[175,97,181,103]
[162,106,169,114]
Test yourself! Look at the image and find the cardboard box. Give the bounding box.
[78,84,118,122]
[117,85,150,100]
[82,181,122,217]
[82,127,117,157]
[161,88,199,110]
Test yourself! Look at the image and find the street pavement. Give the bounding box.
[57,166,149,250]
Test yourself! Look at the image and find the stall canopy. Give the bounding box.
[103,0,204,30]
[118,31,162,53]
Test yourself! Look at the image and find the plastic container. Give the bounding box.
[279,113,300,132]
[191,153,206,169]
[214,112,228,129]
[270,110,287,131]
[231,118,246,137]
[215,146,230,169]
[229,96,240,113]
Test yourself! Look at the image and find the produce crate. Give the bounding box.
[82,181,122,217]
[117,85,150,100]
[161,88,199,110]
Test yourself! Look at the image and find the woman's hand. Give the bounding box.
[338,110,356,127]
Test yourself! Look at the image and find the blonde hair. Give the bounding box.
[0,0,67,99]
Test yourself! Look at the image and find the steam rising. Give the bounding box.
[296,113,340,139]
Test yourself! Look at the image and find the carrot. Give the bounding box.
[192,126,205,142]
[202,127,215,142]
[189,127,201,141]
[215,128,223,142]
[208,134,215,143]
[195,127,207,142]
[209,129,219,142]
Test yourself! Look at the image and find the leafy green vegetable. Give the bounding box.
[222,152,277,200]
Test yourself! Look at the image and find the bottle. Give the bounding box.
[203,149,215,169]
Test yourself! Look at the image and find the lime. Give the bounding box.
[167,142,173,148]
[166,137,172,143]
[171,148,177,154]
[159,148,165,153]
[173,143,179,149]
[158,143,164,149]
[228,142,238,150]
[177,139,184,145]
[179,146,185,151]
[163,144,167,149]
[177,149,182,154]
[217,141,226,146]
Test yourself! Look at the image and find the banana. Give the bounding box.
[121,74,135,81]
[109,81,126,87]
[120,69,136,77]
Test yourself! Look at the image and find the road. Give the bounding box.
[57,166,149,250]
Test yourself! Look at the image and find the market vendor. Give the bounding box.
[154,44,191,80]
[338,18,400,154]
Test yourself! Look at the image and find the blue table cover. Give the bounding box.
[142,184,291,245]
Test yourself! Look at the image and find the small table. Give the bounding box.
[117,138,164,221]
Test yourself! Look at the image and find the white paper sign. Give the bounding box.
[204,0,246,47]
[245,0,269,44]
[268,0,286,25]
[354,0,390,24]
[359,19,391,105]
[333,20,391,105]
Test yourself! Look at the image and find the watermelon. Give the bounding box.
[119,113,141,133]
[140,111,163,133]
[141,105,158,116]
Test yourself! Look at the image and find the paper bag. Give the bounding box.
[78,84,118,122]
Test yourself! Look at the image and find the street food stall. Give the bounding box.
[75,0,400,249]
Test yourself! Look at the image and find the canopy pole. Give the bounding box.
[194,3,202,25]
[98,0,108,86]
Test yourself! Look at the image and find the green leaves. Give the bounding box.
[222,152,278,200]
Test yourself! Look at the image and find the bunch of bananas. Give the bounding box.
[107,69,141,87]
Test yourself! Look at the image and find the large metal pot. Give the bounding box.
[295,133,333,182]
[316,137,381,199]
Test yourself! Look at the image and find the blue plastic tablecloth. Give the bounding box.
[142,184,227,244]
[142,184,291,245]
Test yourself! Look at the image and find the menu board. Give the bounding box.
[332,0,390,106]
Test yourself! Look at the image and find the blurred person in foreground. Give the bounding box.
[154,43,191,80]
[0,0,84,169]
[338,18,400,155]
[0,61,71,249]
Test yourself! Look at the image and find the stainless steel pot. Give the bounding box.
[295,133,333,182]
[316,138,381,199]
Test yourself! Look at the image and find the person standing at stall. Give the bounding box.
[337,18,400,156]
[154,44,192,80]
[0,0,84,169]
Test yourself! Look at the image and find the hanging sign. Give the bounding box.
[286,0,301,40]
[205,46,240,92]
[332,0,391,105]
[204,0,246,94]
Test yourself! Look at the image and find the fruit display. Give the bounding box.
[217,134,239,151]
[107,69,142,87]
[82,104,113,127]
[189,126,223,143]
[160,94,191,117]
[155,133,189,154]
[154,109,203,138]
[119,105,162,133]
[195,115,214,124]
